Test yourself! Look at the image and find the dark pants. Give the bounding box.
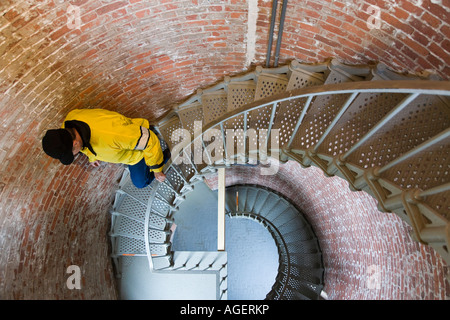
[129,148,171,188]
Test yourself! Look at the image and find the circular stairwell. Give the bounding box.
[225,184,324,300]
[109,58,450,300]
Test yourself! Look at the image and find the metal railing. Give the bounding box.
[149,79,450,272]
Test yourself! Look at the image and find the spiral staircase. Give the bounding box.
[109,58,450,300]
[225,185,324,299]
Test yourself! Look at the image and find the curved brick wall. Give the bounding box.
[264,0,450,78]
[0,0,448,299]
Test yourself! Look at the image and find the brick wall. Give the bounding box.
[204,161,449,299]
[0,0,448,299]
[261,0,450,79]
[1,0,251,300]
[0,153,122,299]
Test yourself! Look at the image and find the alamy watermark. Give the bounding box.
[366,5,382,30]
[66,265,81,290]
[62,2,385,36]
[67,4,81,30]
[170,121,280,175]
[366,264,381,290]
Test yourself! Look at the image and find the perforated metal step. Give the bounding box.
[226,184,324,300]
[110,59,450,298]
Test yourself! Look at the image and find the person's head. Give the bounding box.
[42,127,82,165]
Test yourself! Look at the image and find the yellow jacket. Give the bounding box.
[62,109,164,172]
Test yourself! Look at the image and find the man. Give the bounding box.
[42,108,170,188]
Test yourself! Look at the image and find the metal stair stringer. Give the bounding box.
[157,60,450,268]
[110,59,450,297]
[225,184,325,300]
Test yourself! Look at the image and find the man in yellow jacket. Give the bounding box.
[42,109,170,188]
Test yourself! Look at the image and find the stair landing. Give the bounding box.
[119,254,223,300]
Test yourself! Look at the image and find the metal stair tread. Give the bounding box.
[113,198,169,231]
[112,215,169,243]
[280,278,323,300]
[177,101,203,135]
[286,67,326,90]
[227,81,257,112]
[273,216,313,235]
[286,252,324,269]
[283,221,316,237]
[285,238,321,254]
[151,255,173,270]
[155,115,183,151]
[113,235,146,256]
[254,72,289,101]
[115,195,147,220]
[284,264,324,284]
[120,180,153,204]
[110,60,450,299]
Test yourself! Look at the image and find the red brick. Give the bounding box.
[392,7,410,21]
[49,25,71,41]
[410,17,439,39]
[421,11,442,29]
[96,1,128,15]
[442,40,450,54]
[82,48,98,59]
[135,9,150,19]
[314,34,340,48]
[320,21,348,37]
[230,12,245,19]
[400,0,424,16]
[214,42,227,47]
[326,15,343,27]
[412,31,430,47]
[440,25,450,37]
[382,12,415,35]
[1,0,449,301]
[401,35,429,57]
[423,0,450,25]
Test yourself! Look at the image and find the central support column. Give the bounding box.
[218,167,226,251]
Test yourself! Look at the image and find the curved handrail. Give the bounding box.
[146,79,450,274]
[167,80,450,167]
[144,180,161,271]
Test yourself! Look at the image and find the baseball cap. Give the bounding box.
[42,129,75,165]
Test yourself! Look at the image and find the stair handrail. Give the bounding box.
[156,79,450,265]
[168,80,450,169]
[138,78,449,293]
[144,180,161,271]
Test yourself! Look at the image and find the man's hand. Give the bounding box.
[154,171,166,182]
[90,160,101,167]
